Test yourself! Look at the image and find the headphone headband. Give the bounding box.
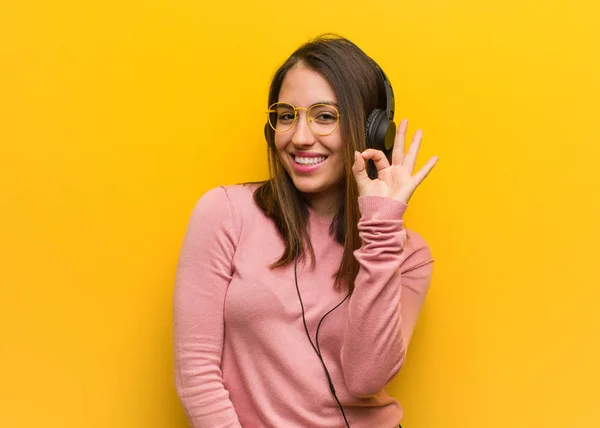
[377,66,395,123]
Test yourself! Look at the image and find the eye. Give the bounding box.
[278,112,295,122]
[316,112,337,122]
[311,106,339,124]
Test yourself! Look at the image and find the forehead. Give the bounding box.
[278,66,337,106]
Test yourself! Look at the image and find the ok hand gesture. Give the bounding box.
[352,119,438,204]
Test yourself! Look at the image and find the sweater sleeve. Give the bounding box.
[173,187,242,428]
[341,196,434,398]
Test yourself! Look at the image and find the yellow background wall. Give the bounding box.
[1,0,599,427]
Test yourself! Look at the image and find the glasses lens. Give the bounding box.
[268,103,296,133]
[309,104,339,135]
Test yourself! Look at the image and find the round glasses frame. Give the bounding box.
[266,102,341,136]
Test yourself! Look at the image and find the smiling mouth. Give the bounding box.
[292,155,328,165]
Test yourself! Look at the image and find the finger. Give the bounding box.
[361,149,391,172]
[351,151,371,190]
[404,129,423,173]
[412,156,439,186]
[392,118,408,166]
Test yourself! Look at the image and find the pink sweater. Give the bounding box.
[173,184,434,428]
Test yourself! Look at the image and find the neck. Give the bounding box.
[303,186,342,219]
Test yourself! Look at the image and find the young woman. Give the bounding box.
[173,34,438,428]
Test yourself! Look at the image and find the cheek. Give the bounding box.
[273,137,290,165]
[328,138,346,174]
[273,134,288,151]
[326,135,345,157]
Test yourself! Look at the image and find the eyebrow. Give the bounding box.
[313,100,338,107]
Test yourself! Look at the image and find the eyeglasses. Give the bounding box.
[266,102,341,136]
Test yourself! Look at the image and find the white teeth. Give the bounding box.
[294,156,327,165]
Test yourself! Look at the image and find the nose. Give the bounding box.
[291,111,316,147]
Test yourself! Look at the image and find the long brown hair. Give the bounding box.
[253,34,391,294]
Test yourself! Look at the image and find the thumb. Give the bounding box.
[351,151,370,191]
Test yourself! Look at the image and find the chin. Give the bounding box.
[290,178,334,195]
[292,182,324,194]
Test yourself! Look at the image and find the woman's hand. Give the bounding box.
[352,119,438,204]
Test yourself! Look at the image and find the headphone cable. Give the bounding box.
[294,254,351,428]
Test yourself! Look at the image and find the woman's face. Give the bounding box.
[274,66,345,205]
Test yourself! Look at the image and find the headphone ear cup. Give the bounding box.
[365,109,382,149]
[382,120,396,152]
[364,109,384,179]
[366,110,396,153]
[365,109,388,151]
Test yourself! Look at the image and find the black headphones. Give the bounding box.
[366,65,396,153]
[264,63,396,155]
